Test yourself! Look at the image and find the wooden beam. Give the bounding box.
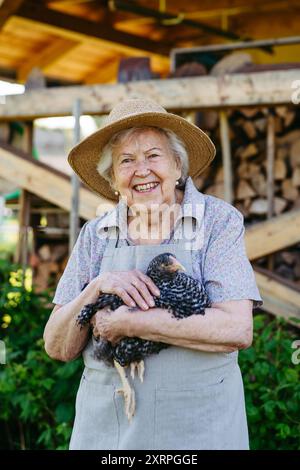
[84,56,122,85]
[17,38,79,83]
[16,2,169,57]
[11,121,33,266]
[266,113,275,271]
[0,142,115,220]
[0,0,24,30]
[255,270,300,327]
[244,208,300,261]
[69,98,81,253]
[1,68,299,121]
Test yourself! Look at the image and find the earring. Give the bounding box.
[175,180,179,186]
[114,190,119,196]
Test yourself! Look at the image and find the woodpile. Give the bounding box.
[195,106,300,218]
[193,105,300,288]
[29,242,69,293]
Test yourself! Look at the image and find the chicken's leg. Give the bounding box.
[130,360,145,382]
[114,360,135,422]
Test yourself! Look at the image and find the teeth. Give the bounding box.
[134,182,159,192]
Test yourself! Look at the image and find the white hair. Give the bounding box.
[96,126,189,191]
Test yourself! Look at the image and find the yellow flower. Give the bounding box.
[2,314,11,324]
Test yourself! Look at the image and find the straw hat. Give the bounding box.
[68,98,216,201]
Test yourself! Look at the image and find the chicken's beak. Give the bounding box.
[168,256,186,272]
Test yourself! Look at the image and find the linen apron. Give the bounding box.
[69,219,249,450]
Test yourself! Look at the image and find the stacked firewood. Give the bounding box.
[193,105,300,286]
[194,105,300,218]
[29,242,69,293]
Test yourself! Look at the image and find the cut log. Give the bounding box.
[275,106,288,118]
[284,110,295,127]
[238,143,259,159]
[274,115,283,134]
[292,166,300,187]
[274,159,287,180]
[276,147,288,160]
[249,198,268,215]
[236,180,256,200]
[273,197,289,215]
[239,108,259,119]
[249,197,287,215]
[282,179,299,201]
[254,117,266,133]
[237,162,250,179]
[250,173,267,197]
[290,139,300,169]
[242,120,257,139]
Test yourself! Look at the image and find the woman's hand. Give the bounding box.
[91,305,133,345]
[96,269,160,311]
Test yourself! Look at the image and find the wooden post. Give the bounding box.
[15,122,33,276]
[69,99,81,253]
[219,110,233,204]
[266,112,275,270]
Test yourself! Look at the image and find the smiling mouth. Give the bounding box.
[133,182,159,193]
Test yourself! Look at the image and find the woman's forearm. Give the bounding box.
[43,277,101,361]
[125,307,251,353]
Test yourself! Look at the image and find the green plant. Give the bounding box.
[239,313,300,450]
[0,259,82,450]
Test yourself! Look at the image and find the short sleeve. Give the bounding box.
[52,221,91,305]
[203,208,263,310]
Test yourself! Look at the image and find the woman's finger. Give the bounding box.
[129,277,155,308]
[136,271,160,297]
[113,286,137,308]
[125,283,151,310]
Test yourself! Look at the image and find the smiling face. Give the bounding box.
[111,128,182,208]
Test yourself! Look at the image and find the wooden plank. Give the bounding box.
[16,3,169,57]
[0,142,115,220]
[255,270,300,328]
[69,99,80,253]
[17,37,79,82]
[1,68,299,121]
[0,0,25,30]
[244,208,300,260]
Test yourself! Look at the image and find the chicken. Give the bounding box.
[76,253,211,421]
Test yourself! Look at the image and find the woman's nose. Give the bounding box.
[134,160,150,176]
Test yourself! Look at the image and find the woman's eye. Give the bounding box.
[148,154,159,158]
[121,158,132,164]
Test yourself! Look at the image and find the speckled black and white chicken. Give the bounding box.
[77,253,211,420]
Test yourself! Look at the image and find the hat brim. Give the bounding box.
[68,111,216,201]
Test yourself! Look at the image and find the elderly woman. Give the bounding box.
[44,98,263,451]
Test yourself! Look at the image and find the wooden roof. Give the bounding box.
[1,0,300,85]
